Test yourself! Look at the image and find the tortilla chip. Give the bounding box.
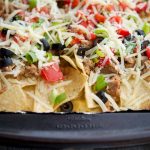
[72,92,101,112]
[120,76,150,110]
[85,82,99,109]
[61,55,78,70]
[54,66,87,109]
[0,85,33,112]
[74,50,86,75]
[7,77,37,88]
[33,89,53,113]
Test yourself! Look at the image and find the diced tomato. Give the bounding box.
[87,20,95,28]
[87,4,94,14]
[39,6,49,14]
[95,13,106,23]
[105,4,114,12]
[109,16,122,24]
[89,32,96,40]
[146,47,150,59]
[119,1,128,11]
[41,64,64,83]
[64,0,79,8]
[96,58,110,67]
[64,0,70,5]
[81,0,87,6]
[80,21,88,28]
[135,2,147,13]
[71,38,81,45]
[72,0,79,8]
[0,32,6,41]
[13,34,28,43]
[30,17,39,23]
[117,29,130,37]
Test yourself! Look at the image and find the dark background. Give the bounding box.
[0,144,150,150]
[0,112,150,150]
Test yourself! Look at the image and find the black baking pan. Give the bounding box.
[0,111,150,149]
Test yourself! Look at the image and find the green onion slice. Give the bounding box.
[94,75,107,91]
[25,51,38,64]
[143,22,150,35]
[29,0,37,9]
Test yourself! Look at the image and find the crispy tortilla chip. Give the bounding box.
[74,50,86,75]
[7,78,37,88]
[54,66,87,109]
[61,55,78,69]
[33,88,53,113]
[72,92,101,112]
[120,76,150,110]
[0,85,33,112]
[85,82,99,109]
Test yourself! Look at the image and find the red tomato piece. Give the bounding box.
[0,32,6,41]
[72,0,79,8]
[30,17,39,23]
[64,0,79,8]
[41,64,64,83]
[146,47,150,59]
[13,34,28,43]
[87,4,94,14]
[110,16,122,24]
[89,32,96,40]
[96,58,110,67]
[119,1,128,11]
[87,20,95,28]
[105,4,114,12]
[40,6,49,14]
[71,38,81,45]
[117,29,130,37]
[135,2,147,13]
[95,13,106,23]
[80,21,88,28]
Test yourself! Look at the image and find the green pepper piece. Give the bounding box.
[94,75,107,91]
[46,52,52,61]
[143,22,150,35]
[94,28,109,38]
[96,49,105,57]
[29,0,37,9]
[25,51,38,64]
[54,93,67,105]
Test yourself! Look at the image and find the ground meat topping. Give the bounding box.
[141,60,150,82]
[124,57,136,68]
[83,59,94,75]
[101,63,119,74]
[19,64,39,78]
[106,75,121,98]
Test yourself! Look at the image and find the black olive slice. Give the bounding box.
[40,38,50,51]
[52,43,65,51]
[96,91,108,104]
[141,40,150,50]
[0,48,15,58]
[1,28,8,36]
[93,37,104,46]
[77,47,89,57]
[60,101,73,112]
[0,57,13,68]
[124,34,132,41]
[135,29,145,36]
